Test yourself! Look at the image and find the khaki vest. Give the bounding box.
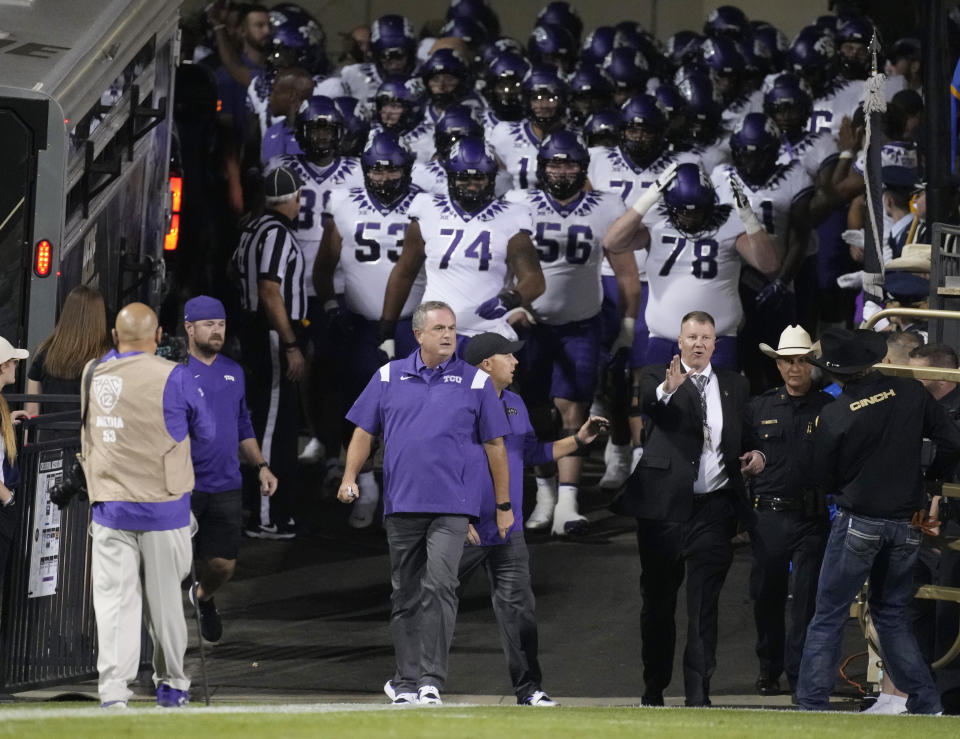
[80,353,194,503]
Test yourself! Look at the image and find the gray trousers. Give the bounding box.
[91,522,192,703]
[459,532,543,700]
[385,514,469,692]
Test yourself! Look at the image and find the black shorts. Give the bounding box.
[191,489,243,560]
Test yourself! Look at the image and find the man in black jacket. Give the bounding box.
[796,329,960,715]
[618,310,765,707]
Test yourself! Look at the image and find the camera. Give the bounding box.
[49,455,88,509]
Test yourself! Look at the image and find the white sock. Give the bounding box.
[557,485,579,510]
[536,475,558,496]
[887,694,907,709]
[610,443,630,464]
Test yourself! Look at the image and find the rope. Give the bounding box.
[839,650,869,694]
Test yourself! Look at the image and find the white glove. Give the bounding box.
[631,162,679,217]
[841,229,865,248]
[610,317,636,354]
[836,270,864,290]
[378,339,396,360]
[729,175,764,235]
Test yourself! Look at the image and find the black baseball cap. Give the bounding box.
[264,166,304,198]
[463,332,525,365]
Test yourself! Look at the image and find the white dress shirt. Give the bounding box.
[656,361,729,494]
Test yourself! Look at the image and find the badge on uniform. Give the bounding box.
[761,419,778,425]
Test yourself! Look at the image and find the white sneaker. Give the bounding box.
[392,692,418,705]
[298,437,325,463]
[520,690,558,706]
[383,680,397,701]
[863,693,907,714]
[417,685,442,705]
[525,480,557,530]
[598,446,631,490]
[349,477,380,529]
[551,487,587,535]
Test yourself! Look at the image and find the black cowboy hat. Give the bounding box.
[808,328,888,375]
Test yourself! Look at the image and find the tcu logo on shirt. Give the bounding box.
[442,375,463,384]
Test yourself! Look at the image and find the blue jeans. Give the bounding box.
[796,509,940,714]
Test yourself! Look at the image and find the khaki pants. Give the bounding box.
[91,522,192,703]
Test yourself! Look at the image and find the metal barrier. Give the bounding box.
[0,398,101,691]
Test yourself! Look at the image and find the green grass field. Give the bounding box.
[0,704,955,738]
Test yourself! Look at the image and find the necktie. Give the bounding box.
[693,374,710,446]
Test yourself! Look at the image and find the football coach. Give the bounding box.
[337,300,512,705]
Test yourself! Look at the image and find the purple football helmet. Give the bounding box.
[752,22,788,73]
[375,77,426,133]
[836,16,874,79]
[422,49,472,108]
[266,9,328,75]
[528,24,577,73]
[762,73,813,139]
[536,129,589,199]
[523,65,568,129]
[666,31,705,68]
[485,51,530,121]
[446,136,498,211]
[583,109,621,147]
[730,112,781,186]
[536,2,583,42]
[663,162,719,236]
[602,48,649,102]
[439,17,489,48]
[568,64,614,125]
[370,15,417,78]
[361,131,414,204]
[447,0,501,38]
[295,95,342,161]
[676,71,721,141]
[619,94,666,166]
[787,25,837,96]
[434,104,483,160]
[333,96,370,157]
[703,5,750,41]
[581,27,618,66]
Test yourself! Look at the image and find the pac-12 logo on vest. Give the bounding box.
[94,375,123,413]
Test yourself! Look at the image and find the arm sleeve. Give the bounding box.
[345,371,384,435]
[164,365,216,444]
[522,429,554,466]
[812,412,841,493]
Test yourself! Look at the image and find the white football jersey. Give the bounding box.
[683,137,731,175]
[401,121,436,164]
[712,161,814,263]
[340,63,382,117]
[644,206,745,338]
[721,89,763,134]
[776,130,838,179]
[248,73,347,137]
[271,154,364,295]
[410,192,533,338]
[329,186,425,320]
[313,74,347,99]
[506,189,625,324]
[809,78,862,137]
[488,119,542,189]
[587,145,698,278]
[479,107,503,137]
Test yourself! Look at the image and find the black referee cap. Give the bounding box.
[264,166,304,198]
[463,332,525,366]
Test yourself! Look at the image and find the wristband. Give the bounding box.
[574,433,587,450]
[737,206,765,236]
[281,341,299,352]
[256,462,269,471]
[838,150,854,160]
[631,185,661,218]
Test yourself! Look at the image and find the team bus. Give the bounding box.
[0,0,181,369]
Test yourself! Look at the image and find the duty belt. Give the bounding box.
[753,495,804,512]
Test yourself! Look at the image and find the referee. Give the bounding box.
[232,165,306,540]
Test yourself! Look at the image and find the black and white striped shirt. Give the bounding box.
[233,212,306,320]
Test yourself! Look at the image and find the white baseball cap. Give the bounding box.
[0,337,29,364]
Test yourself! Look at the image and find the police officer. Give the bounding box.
[796,328,960,714]
[744,325,834,697]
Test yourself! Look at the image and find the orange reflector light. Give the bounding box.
[217,99,222,113]
[170,175,183,213]
[34,240,52,276]
[164,214,180,251]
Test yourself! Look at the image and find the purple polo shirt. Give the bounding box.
[261,119,303,165]
[346,349,510,516]
[188,354,255,492]
[473,388,553,546]
[215,53,262,143]
[92,350,215,531]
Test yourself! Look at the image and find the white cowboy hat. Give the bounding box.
[759,325,813,359]
[884,243,931,273]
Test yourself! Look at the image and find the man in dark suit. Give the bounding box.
[618,310,765,707]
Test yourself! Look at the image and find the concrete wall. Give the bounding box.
[183,0,831,55]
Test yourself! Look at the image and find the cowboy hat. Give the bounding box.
[807,328,888,375]
[759,325,813,359]
[884,243,931,273]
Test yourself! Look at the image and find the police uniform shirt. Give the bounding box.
[188,354,256,493]
[346,350,511,516]
[471,388,553,546]
[813,371,960,519]
[233,211,306,321]
[745,385,834,498]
